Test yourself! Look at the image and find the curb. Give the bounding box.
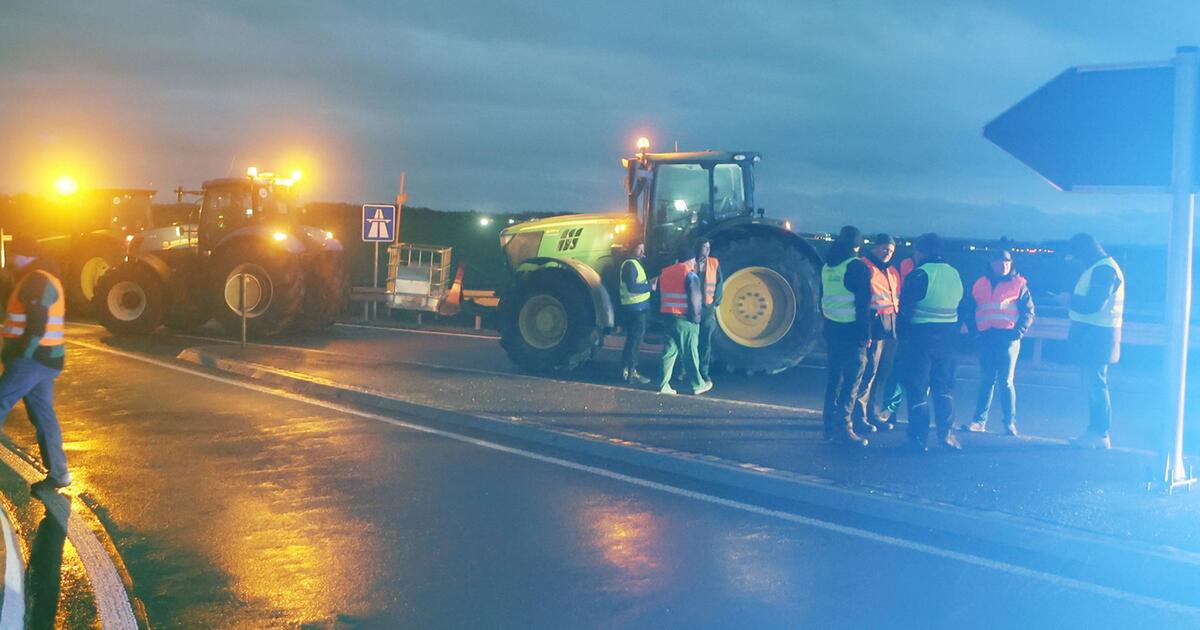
[177,346,1200,594]
[0,445,138,630]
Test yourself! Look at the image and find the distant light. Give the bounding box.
[673,200,688,212]
[291,169,303,182]
[125,234,135,242]
[53,175,78,196]
[246,166,258,178]
[784,220,792,231]
[508,218,515,224]
[733,154,746,161]
[636,137,651,152]
[246,208,254,216]
[968,245,976,251]
[273,231,288,241]
[479,217,492,227]
[325,231,334,240]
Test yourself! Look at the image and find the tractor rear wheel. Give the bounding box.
[93,263,167,335]
[298,251,349,331]
[712,234,821,375]
[498,269,600,373]
[210,241,305,337]
[67,238,123,315]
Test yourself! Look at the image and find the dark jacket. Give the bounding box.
[684,271,703,324]
[1068,254,1122,364]
[897,255,961,337]
[822,244,873,342]
[960,269,1036,341]
[862,252,897,340]
[2,258,66,370]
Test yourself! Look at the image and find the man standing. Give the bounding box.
[961,249,1035,436]
[0,237,72,492]
[656,246,711,396]
[820,226,872,446]
[898,233,964,451]
[619,243,653,385]
[695,239,723,387]
[875,253,915,429]
[1060,233,1123,449]
[853,234,899,432]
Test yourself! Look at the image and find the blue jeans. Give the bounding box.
[975,336,1020,426]
[0,358,69,482]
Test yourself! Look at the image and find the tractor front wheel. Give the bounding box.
[498,269,600,373]
[92,264,167,335]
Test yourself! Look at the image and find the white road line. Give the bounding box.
[0,505,24,630]
[66,338,1200,617]
[335,322,499,340]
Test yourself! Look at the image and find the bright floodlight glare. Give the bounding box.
[273,231,288,241]
[636,137,651,152]
[247,166,258,178]
[673,199,688,212]
[54,175,78,196]
[479,217,492,227]
[291,169,303,182]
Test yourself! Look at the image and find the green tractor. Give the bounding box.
[497,140,824,375]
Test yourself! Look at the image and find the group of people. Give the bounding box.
[820,227,1123,452]
[619,239,722,396]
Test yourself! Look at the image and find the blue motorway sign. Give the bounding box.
[362,204,397,242]
[984,63,1187,190]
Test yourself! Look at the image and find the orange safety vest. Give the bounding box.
[898,258,915,288]
[863,258,899,315]
[972,274,1026,332]
[659,262,692,316]
[3,270,66,345]
[699,257,720,305]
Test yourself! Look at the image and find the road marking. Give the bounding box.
[66,338,1200,617]
[335,322,499,340]
[0,504,23,630]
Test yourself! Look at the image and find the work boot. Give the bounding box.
[961,421,987,433]
[621,367,630,382]
[693,381,713,396]
[830,428,869,447]
[30,474,72,496]
[657,384,677,395]
[852,419,877,434]
[1003,422,1019,437]
[627,371,651,386]
[938,433,963,451]
[1071,431,1111,450]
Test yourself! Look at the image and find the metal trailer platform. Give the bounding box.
[386,243,452,312]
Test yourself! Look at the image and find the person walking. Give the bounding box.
[695,239,723,387]
[875,253,915,428]
[1059,233,1124,449]
[853,234,900,432]
[0,236,72,492]
[656,246,710,396]
[961,249,1035,436]
[898,233,964,451]
[619,243,653,385]
[820,226,872,446]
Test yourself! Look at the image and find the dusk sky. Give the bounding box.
[2,1,1198,243]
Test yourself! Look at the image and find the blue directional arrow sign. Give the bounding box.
[362,204,397,242]
[984,62,1188,190]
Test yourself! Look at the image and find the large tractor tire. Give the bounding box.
[67,238,124,315]
[711,234,822,375]
[498,269,601,373]
[93,264,167,335]
[298,251,349,331]
[210,241,305,337]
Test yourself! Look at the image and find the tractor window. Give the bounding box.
[712,164,746,220]
[652,164,707,229]
[200,187,252,247]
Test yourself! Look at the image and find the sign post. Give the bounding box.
[362,203,398,321]
[985,46,1199,492]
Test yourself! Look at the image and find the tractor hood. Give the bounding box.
[501,212,627,237]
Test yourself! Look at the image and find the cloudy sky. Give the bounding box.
[2,1,1197,243]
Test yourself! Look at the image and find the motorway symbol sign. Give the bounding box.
[362,204,397,242]
[983,62,1185,191]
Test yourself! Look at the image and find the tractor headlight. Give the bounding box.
[273,231,288,242]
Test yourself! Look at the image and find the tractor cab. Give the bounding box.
[624,143,759,270]
[196,170,301,252]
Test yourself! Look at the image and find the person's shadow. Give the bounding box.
[25,498,70,628]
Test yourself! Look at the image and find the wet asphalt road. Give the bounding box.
[0,325,1194,627]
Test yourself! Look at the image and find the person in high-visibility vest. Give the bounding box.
[0,236,72,492]
[820,225,872,446]
[875,252,916,427]
[694,239,723,386]
[1057,233,1124,450]
[655,246,710,396]
[961,249,1035,436]
[851,234,900,433]
[897,232,964,451]
[619,243,654,385]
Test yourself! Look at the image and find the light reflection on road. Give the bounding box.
[580,496,664,596]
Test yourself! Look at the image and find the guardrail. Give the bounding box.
[1024,316,1200,364]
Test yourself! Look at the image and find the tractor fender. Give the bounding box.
[126,253,173,286]
[213,226,307,255]
[510,256,615,330]
[702,221,824,268]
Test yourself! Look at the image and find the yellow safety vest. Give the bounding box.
[912,262,963,325]
[1069,257,1124,328]
[821,258,857,323]
[619,259,651,306]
